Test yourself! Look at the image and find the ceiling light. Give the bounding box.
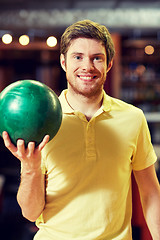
[2,33,13,44]
[19,35,30,46]
[46,36,57,47]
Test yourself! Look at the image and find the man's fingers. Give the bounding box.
[38,135,50,151]
[2,131,17,153]
[17,139,26,157]
[2,131,49,161]
[27,141,36,157]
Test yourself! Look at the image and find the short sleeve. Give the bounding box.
[132,110,157,170]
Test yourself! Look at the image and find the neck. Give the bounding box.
[66,88,103,121]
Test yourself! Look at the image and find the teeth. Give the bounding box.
[79,76,94,80]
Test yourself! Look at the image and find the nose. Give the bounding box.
[82,58,94,71]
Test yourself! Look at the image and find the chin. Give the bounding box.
[79,87,103,98]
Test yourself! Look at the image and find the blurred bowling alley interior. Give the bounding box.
[0,0,160,239]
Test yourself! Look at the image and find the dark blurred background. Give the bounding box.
[0,1,160,239]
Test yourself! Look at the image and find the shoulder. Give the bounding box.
[106,93,144,117]
[103,94,149,132]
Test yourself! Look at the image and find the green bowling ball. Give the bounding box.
[0,80,62,147]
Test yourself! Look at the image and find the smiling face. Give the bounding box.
[60,38,112,98]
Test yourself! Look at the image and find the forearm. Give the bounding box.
[134,166,160,240]
[17,167,45,222]
[2,132,49,222]
[141,188,160,240]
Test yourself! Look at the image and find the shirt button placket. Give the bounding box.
[86,119,96,161]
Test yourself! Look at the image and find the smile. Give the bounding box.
[78,75,96,81]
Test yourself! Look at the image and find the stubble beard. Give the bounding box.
[68,79,105,99]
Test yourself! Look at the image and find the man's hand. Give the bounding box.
[2,131,50,171]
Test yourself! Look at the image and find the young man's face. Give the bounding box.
[61,37,112,98]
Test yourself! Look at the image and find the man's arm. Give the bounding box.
[17,165,45,222]
[2,131,49,222]
[133,164,160,240]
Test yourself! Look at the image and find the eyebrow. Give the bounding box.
[71,52,105,56]
[71,52,83,56]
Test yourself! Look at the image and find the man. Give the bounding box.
[2,20,160,240]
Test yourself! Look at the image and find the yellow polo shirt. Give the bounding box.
[34,90,157,240]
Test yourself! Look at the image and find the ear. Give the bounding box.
[106,59,113,73]
[60,54,66,72]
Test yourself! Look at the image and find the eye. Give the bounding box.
[94,56,102,61]
[74,55,82,60]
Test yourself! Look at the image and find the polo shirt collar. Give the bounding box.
[59,90,74,114]
[59,89,111,114]
[101,90,112,112]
